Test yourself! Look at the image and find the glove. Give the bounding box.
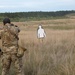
[17,46,27,58]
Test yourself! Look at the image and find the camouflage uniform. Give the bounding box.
[0,23,23,75]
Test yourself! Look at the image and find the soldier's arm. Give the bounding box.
[15,25,20,33]
[7,25,20,36]
[7,25,20,40]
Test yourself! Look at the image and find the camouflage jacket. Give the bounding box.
[0,23,20,53]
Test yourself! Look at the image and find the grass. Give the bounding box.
[0,18,75,75]
[18,28,75,75]
[45,25,75,30]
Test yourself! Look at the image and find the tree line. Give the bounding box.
[0,10,75,21]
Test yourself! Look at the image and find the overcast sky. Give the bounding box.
[0,0,75,12]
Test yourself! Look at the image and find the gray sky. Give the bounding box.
[0,0,75,12]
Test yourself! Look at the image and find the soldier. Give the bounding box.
[0,18,23,75]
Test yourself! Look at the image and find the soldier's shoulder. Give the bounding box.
[10,24,20,33]
[11,24,18,27]
[11,24,19,29]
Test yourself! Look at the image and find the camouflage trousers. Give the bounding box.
[1,53,24,75]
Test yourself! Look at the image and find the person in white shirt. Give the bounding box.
[37,25,46,42]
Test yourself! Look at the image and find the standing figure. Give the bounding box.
[37,25,46,43]
[0,18,23,75]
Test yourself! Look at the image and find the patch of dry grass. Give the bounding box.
[19,28,75,75]
[0,19,75,75]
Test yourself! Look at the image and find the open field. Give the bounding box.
[0,18,75,75]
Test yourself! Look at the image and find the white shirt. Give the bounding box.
[37,26,46,38]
